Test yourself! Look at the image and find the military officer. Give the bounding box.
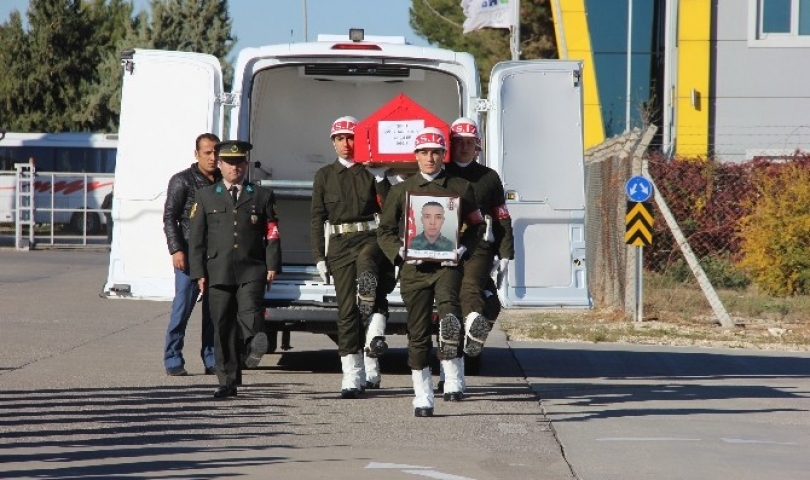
[189,140,281,399]
[446,117,514,361]
[377,127,484,417]
[311,116,394,399]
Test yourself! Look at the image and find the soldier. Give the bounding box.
[189,140,281,399]
[408,202,455,252]
[377,127,484,417]
[162,133,221,377]
[446,117,514,361]
[311,116,394,399]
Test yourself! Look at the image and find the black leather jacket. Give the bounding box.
[163,163,221,254]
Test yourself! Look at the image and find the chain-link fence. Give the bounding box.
[585,125,810,324]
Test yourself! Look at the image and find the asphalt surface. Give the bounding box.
[0,249,572,480]
[1,249,809,479]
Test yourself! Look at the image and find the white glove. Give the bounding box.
[316,260,329,283]
[483,214,495,243]
[400,246,423,265]
[365,166,389,180]
[491,258,509,289]
[440,246,467,267]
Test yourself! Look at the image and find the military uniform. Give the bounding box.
[446,161,514,320]
[311,160,393,356]
[408,232,455,252]
[189,141,281,393]
[377,170,483,371]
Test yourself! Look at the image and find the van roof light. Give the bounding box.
[349,28,364,42]
[330,43,382,51]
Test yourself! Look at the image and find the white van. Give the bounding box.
[103,32,589,351]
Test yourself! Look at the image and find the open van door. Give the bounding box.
[485,60,589,307]
[104,50,223,300]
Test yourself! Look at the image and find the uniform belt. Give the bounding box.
[329,221,377,235]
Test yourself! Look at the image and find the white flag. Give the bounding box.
[461,0,518,34]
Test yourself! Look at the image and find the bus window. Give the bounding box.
[0,148,12,170]
[103,148,116,173]
[17,147,55,171]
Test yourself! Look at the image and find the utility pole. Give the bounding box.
[302,0,308,42]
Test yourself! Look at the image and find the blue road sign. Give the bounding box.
[625,175,654,202]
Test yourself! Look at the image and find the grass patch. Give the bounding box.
[500,272,810,351]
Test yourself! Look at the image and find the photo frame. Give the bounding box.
[404,192,461,262]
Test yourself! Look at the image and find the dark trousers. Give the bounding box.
[330,236,393,356]
[401,267,462,370]
[460,244,495,318]
[208,280,264,387]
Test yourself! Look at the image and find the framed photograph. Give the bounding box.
[404,192,461,262]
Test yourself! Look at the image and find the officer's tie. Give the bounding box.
[229,185,238,204]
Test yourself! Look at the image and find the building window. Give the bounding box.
[750,0,810,46]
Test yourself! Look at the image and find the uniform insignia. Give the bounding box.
[246,184,254,193]
[493,203,511,220]
[215,185,223,194]
[190,203,198,219]
[266,221,280,240]
[251,214,258,224]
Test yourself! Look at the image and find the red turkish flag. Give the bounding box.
[405,205,416,247]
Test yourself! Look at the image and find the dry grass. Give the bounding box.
[500,273,810,351]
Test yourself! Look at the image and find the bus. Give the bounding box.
[0,131,117,234]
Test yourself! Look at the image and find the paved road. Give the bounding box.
[1,250,809,479]
[515,342,810,480]
[0,250,571,480]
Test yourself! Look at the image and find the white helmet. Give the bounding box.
[331,116,358,137]
[413,127,446,151]
[450,117,479,139]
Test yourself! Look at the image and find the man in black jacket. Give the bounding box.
[162,133,221,376]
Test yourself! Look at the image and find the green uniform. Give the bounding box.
[446,161,514,319]
[408,232,455,252]
[310,160,393,356]
[377,170,484,370]
[189,181,281,387]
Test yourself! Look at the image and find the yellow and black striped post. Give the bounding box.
[625,201,653,246]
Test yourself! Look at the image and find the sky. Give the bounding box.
[0,0,431,55]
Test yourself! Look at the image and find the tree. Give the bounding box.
[147,0,236,89]
[77,0,135,131]
[0,0,237,133]
[409,0,556,91]
[0,11,34,130]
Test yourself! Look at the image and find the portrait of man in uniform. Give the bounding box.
[405,193,460,261]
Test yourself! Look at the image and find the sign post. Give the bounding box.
[625,175,654,322]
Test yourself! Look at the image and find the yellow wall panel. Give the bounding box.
[552,0,605,149]
[676,0,711,157]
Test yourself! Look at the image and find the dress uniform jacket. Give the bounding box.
[377,170,483,293]
[188,181,281,285]
[310,160,390,270]
[445,161,514,261]
[310,160,392,356]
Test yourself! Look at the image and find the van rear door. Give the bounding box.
[485,60,589,307]
[105,50,223,300]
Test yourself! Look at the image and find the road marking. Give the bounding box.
[365,463,477,480]
[597,437,701,442]
[366,463,432,469]
[402,469,476,480]
[498,422,528,434]
[722,438,797,445]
